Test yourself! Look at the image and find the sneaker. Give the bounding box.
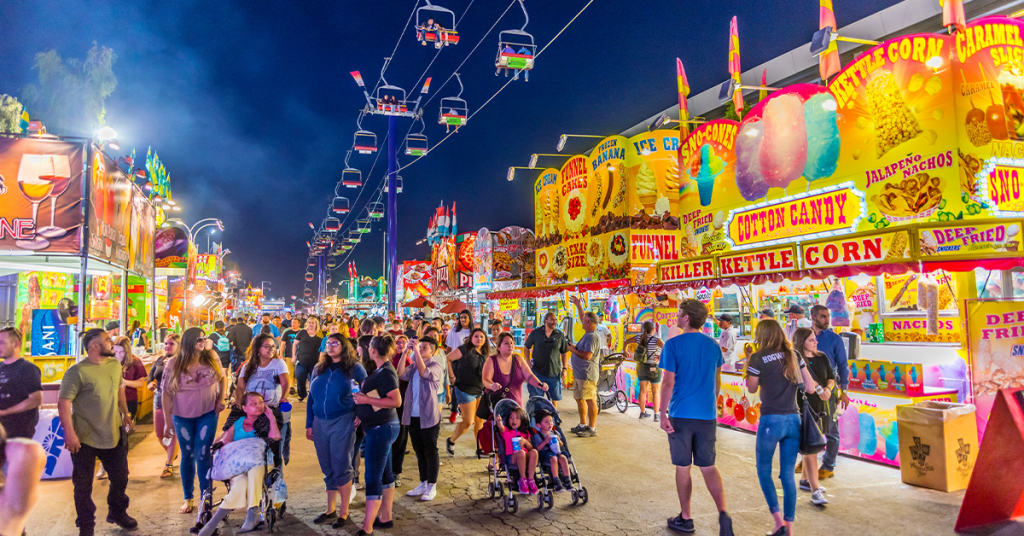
[313,511,338,524]
[527,479,539,494]
[560,476,573,490]
[570,424,586,434]
[445,437,455,456]
[373,518,395,529]
[581,426,597,437]
[552,479,564,493]
[799,479,811,492]
[719,511,735,536]
[394,474,402,487]
[768,526,789,536]
[667,514,695,533]
[653,413,660,423]
[811,488,829,505]
[818,468,834,480]
[106,514,138,529]
[96,467,107,480]
[407,481,428,496]
[518,478,530,494]
[421,483,437,501]
[639,411,650,419]
[795,460,802,474]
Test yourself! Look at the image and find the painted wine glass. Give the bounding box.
[14,154,54,250]
[36,154,72,239]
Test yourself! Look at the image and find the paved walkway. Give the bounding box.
[27,401,994,536]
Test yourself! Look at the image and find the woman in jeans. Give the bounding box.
[791,328,835,506]
[161,327,226,515]
[743,320,820,536]
[398,335,443,500]
[147,334,180,479]
[306,333,366,529]
[445,328,489,455]
[353,335,402,535]
[633,321,664,421]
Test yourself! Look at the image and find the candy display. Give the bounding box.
[759,94,807,188]
[735,121,770,201]
[802,93,840,181]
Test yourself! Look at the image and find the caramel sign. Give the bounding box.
[726,186,863,249]
[659,257,716,283]
[718,246,796,277]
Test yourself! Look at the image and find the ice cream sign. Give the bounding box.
[725,184,864,249]
[918,221,1022,258]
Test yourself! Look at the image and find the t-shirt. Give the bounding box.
[453,343,486,395]
[784,318,813,341]
[294,330,323,368]
[799,352,836,416]
[280,329,300,358]
[446,328,471,352]
[228,323,254,356]
[525,328,568,378]
[596,324,612,352]
[0,359,42,438]
[147,354,170,388]
[356,361,399,429]
[658,332,724,421]
[500,428,530,455]
[571,332,600,383]
[633,334,662,362]
[122,359,147,402]
[719,327,739,364]
[746,349,806,416]
[59,358,124,449]
[254,323,281,338]
[239,359,289,407]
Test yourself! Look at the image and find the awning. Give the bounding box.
[485,278,630,300]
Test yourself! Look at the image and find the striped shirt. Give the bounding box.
[634,334,662,361]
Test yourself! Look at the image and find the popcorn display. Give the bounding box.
[866,72,922,158]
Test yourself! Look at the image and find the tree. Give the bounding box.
[21,41,117,136]
[723,100,741,122]
[0,95,25,133]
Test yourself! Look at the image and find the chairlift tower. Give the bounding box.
[351,62,431,312]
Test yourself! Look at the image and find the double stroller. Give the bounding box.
[478,396,589,514]
[192,438,287,535]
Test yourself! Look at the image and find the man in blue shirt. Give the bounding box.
[808,305,849,481]
[658,299,733,536]
[254,313,281,338]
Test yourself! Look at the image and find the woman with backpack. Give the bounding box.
[633,321,664,421]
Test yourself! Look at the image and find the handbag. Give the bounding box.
[799,393,827,455]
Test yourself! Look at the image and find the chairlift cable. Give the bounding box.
[370,1,419,96]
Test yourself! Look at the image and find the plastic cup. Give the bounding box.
[697,178,715,207]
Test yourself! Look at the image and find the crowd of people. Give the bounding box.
[0,295,851,536]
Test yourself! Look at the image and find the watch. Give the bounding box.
[814,385,825,395]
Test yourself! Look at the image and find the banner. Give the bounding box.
[194,254,222,279]
[128,186,155,276]
[801,229,911,269]
[88,150,133,268]
[472,228,493,292]
[30,309,69,356]
[431,237,455,293]
[400,260,432,303]
[155,225,189,268]
[966,299,1024,439]
[14,271,75,353]
[492,226,535,285]
[0,138,85,253]
[918,220,1022,259]
[455,232,475,289]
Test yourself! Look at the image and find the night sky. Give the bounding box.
[0,0,898,300]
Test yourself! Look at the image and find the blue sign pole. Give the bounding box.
[386,115,398,312]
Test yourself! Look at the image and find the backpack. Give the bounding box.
[633,336,650,364]
[215,333,230,353]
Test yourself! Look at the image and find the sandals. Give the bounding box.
[161,465,173,479]
[180,499,194,514]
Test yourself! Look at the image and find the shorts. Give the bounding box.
[667,417,717,467]
[153,390,163,411]
[503,454,519,470]
[453,386,481,406]
[572,379,597,401]
[636,363,662,384]
[528,373,563,401]
[538,449,558,468]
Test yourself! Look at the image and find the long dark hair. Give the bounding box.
[465,327,489,356]
[316,333,359,375]
[456,309,472,331]
[243,333,279,385]
[791,327,824,361]
[640,321,656,348]
[166,327,223,396]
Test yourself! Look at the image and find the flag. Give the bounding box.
[819,0,841,81]
[760,69,768,102]
[350,71,365,87]
[728,16,744,115]
[941,0,965,33]
[422,77,432,94]
[19,107,29,131]
[451,202,457,237]
[676,58,691,138]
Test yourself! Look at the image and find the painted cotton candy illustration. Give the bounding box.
[802,93,840,181]
[839,405,860,450]
[735,121,770,201]
[759,94,807,188]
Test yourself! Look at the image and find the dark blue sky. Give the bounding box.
[0,0,897,300]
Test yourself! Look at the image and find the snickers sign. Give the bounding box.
[659,257,716,283]
[718,246,796,277]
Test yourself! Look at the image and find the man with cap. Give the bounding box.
[783,304,812,341]
[104,321,120,339]
[758,308,775,321]
[716,314,739,366]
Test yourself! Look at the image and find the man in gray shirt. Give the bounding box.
[567,295,600,437]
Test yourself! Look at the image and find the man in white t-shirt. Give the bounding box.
[716,314,739,366]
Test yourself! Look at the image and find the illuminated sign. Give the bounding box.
[978,160,1024,216]
[659,257,716,283]
[801,230,910,269]
[725,183,864,249]
[631,231,680,264]
[718,246,796,277]
[918,220,1023,259]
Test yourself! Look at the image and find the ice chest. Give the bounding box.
[896,401,978,492]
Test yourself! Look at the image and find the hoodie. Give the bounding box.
[306,360,368,429]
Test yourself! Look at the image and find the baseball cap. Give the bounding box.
[717,313,733,324]
[105,321,119,331]
[783,304,805,315]
[759,308,775,318]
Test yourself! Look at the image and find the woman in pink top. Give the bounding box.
[161,327,226,516]
[481,332,548,407]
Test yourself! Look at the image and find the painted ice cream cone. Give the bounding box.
[636,161,657,211]
[665,157,681,201]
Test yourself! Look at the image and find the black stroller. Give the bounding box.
[526,395,589,507]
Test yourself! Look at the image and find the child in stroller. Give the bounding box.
[196,392,280,536]
[525,395,589,506]
[531,412,572,492]
[495,404,540,495]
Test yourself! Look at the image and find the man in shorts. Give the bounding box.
[524,312,568,409]
[659,299,733,535]
[566,296,599,437]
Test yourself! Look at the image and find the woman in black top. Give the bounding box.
[744,320,820,536]
[352,336,402,535]
[146,334,180,478]
[444,328,489,455]
[292,317,322,402]
[792,327,835,506]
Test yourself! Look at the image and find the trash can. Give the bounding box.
[896,401,978,492]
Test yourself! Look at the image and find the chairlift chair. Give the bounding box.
[303,288,312,297]
[326,275,333,284]
[496,1,535,80]
[438,73,468,131]
[405,134,428,156]
[384,176,404,193]
[307,257,318,267]
[415,1,460,47]
[357,219,371,233]
[368,201,385,219]
[324,217,341,232]
[305,272,315,282]
[374,85,410,116]
[333,196,351,214]
[353,130,377,154]
[327,258,337,269]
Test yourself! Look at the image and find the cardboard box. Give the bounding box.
[896,401,978,492]
[850,359,923,396]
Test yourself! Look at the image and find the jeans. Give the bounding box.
[755,413,801,522]
[408,417,440,484]
[821,417,839,471]
[362,421,400,500]
[393,381,409,476]
[312,414,357,488]
[173,410,219,500]
[71,432,130,530]
[294,362,312,400]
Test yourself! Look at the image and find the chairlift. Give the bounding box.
[368,201,384,219]
[405,116,429,156]
[342,150,363,188]
[333,196,351,214]
[305,272,314,282]
[353,113,377,154]
[307,257,317,267]
[327,258,337,269]
[324,217,341,232]
[496,1,535,79]
[303,288,312,297]
[357,219,371,233]
[374,84,409,116]
[415,1,460,47]
[326,275,333,284]
[384,176,404,193]
[438,73,468,132]
[352,68,429,118]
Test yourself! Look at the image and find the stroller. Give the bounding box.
[596,352,628,412]
[479,397,536,514]
[192,438,287,535]
[526,395,589,507]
